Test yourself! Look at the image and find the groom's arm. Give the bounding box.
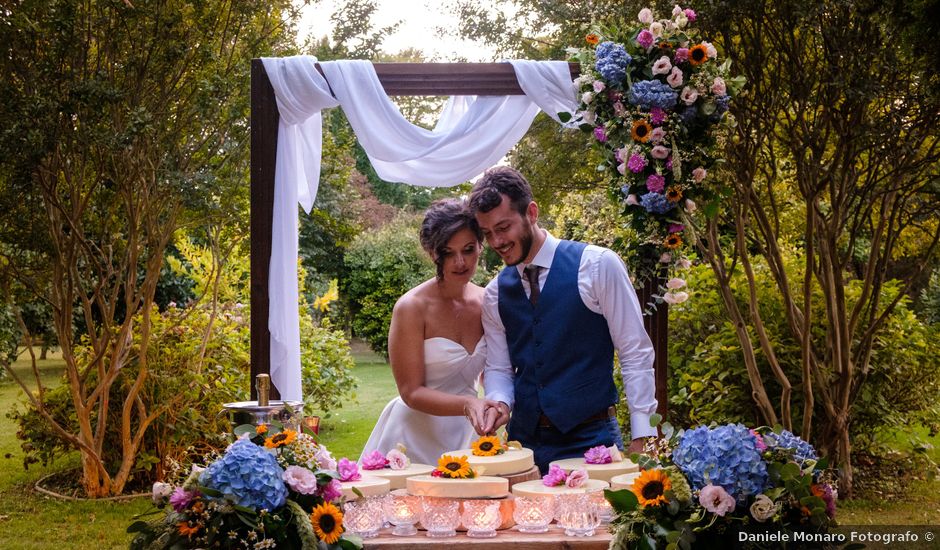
[481,278,514,432]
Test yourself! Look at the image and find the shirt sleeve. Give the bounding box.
[481,278,515,409]
[584,247,658,438]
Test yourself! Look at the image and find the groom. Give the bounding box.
[469,166,657,473]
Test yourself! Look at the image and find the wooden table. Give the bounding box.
[365,524,612,549]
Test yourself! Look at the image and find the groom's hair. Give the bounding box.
[468,166,533,217]
[420,199,482,280]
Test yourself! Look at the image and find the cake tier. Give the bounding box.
[340,474,390,501]
[609,471,643,490]
[443,447,535,476]
[406,475,509,499]
[511,479,609,497]
[359,463,434,490]
[549,457,640,483]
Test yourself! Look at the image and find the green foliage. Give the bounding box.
[341,214,434,356]
[918,269,940,325]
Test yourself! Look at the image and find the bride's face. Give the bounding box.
[436,227,481,284]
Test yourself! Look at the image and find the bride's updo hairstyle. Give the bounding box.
[419,199,483,281]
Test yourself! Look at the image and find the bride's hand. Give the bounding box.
[481,401,510,434]
[463,398,493,436]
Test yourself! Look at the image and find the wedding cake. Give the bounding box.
[610,471,643,490]
[443,435,535,476]
[358,445,433,490]
[405,454,509,499]
[340,474,391,501]
[511,478,609,497]
[549,445,639,483]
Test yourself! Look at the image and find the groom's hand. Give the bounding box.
[482,401,510,434]
[464,399,493,436]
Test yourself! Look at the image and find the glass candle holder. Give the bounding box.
[343,495,385,538]
[512,495,554,533]
[384,494,420,536]
[556,493,600,537]
[421,497,460,538]
[460,500,502,538]
[590,490,614,524]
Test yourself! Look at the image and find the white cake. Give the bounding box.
[340,474,390,501]
[511,478,609,497]
[549,456,640,483]
[609,471,642,490]
[406,475,509,499]
[443,448,535,476]
[360,463,435,490]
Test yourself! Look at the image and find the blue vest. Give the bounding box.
[497,240,618,441]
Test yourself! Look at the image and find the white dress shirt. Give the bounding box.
[482,232,658,439]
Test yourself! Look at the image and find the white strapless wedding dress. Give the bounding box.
[359,337,486,466]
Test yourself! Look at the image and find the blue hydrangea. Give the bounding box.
[628,80,678,110]
[763,429,818,464]
[672,424,769,499]
[640,192,675,214]
[200,438,287,511]
[679,106,699,124]
[595,41,631,83]
[715,94,731,114]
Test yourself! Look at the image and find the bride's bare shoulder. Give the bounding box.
[394,279,437,314]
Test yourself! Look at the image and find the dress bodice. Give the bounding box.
[422,337,486,396]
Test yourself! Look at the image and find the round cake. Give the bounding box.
[549,457,640,483]
[360,463,435,490]
[443,447,534,476]
[406,475,509,499]
[511,479,609,497]
[609,471,642,490]
[340,474,390,501]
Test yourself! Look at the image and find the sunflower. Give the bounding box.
[177,520,201,538]
[437,454,474,478]
[472,435,502,456]
[666,186,683,202]
[264,428,297,449]
[255,423,268,435]
[585,33,600,46]
[631,469,672,506]
[631,119,653,143]
[689,44,709,66]
[311,502,344,544]
[664,234,683,249]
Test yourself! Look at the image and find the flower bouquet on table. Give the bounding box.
[567,4,745,303]
[129,422,362,550]
[605,421,838,549]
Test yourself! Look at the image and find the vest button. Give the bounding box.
[534,341,540,347]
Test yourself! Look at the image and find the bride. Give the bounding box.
[359,199,500,465]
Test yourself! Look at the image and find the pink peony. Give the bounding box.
[386,449,411,470]
[650,107,667,125]
[566,469,589,488]
[636,29,655,49]
[592,80,606,93]
[651,145,671,160]
[318,479,343,502]
[337,458,361,482]
[646,174,666,193]
[638,8,654,24]
[628,153,648,173]
[594,126,608,142]
[699,484,736,516]
[283,465,319,494]
[361,450,389,470]
[680,86,699,105]
[626,194,639,206]
[667,66,684,88]
[684,8,697,21]
[584,445,612,464]
[674,47,689,63]
[711,77,727,96]
[652,56,672,76]
[542,464,568,487]
[169,487,199,513]
[692,167,707,182]
[650,127,666,143]
[666,277,687,290]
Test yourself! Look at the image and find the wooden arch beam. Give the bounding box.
[250,60,668,418]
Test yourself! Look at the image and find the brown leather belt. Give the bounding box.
[538,406,616,429]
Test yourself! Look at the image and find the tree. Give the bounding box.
[0,0,299,497]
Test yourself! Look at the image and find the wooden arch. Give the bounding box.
[249,60,668,417]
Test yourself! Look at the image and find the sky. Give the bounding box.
[298,0,499,61]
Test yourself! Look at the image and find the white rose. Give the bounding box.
[152,482,173,505]
[750,494,780,522]
[675,13,688,28]
[672,5,683,16]
[703,41,718,59]
[581,110,596,124]
[638,8,654,23]
[663,291,689,304]
[650,21,664,37]
[581,91,595,104]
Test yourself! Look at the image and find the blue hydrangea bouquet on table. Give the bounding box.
[566,4,745,303]
[128,421,363,550]
[606,420,838,549]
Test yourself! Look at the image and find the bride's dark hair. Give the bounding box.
[419,199,482,280]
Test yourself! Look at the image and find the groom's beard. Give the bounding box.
[505,222,534,267]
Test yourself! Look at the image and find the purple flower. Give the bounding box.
[699,484,736,516]
[674,48,690,64]
[360,450,389,470]
[337,458,361,482]
[646,174,666,193]
[318,479,343,502]
[170,487,199,513]
[751,429,767,451]
[650,107,666,125]
[584,445,612,464]
[636,29,654,49]
[628,153,648,173]
[684,8,697,22]
[665,157,674,170]
[542,464,568,487]
[668,223,685,233]
[593,126,608,142]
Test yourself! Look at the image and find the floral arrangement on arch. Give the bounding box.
[567,4,744,305]
[129,421,363,550]
[606,421,837,549]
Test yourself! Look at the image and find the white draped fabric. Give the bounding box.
[259,56,577,400]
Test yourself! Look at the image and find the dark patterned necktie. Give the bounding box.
[524,265,540,305]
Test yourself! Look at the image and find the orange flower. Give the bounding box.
[631,469,672,506]
[666,186,683,202]
[689,44,709,66]
[631,119,653,143]
[311,502,344,544]
[664,234,683,249]
[264,428,297,448]
[585,33,600,46]
[177,520,201,538]
[256,423,268,435]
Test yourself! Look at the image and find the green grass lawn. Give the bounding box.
[0,343,938,549]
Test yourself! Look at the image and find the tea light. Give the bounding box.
[461,500,502,538]
[343,496,385,538]
[384,494,419,536]
[512,495,554,533]
[591,491,614,524]
[556,493,600,537]
[421,497,460,538]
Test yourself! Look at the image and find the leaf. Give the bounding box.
[604,488,638,513]
[352,486,364,498]
[126,520,149,534]
[557,111,573,122]
[579,123,594,132]
[650,413,663,427]
[234,424,256,438]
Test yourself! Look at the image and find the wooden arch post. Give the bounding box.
[249,59,668,418]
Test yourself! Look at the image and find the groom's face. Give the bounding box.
[475,194,537,267]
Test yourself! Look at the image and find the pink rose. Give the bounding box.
[337,458,361,482]
[692,167,707,182]
[542,464,568,487]
[565,469,589,488]
[581,110,596,124]
[672,5,683,16]
[699,484,736,516]
[626,194,639,206]
[592,80,606,93]
[386,449,411,470]
[703,41,718,59]
[663,291,689,304]
[361,450,389,470]
[584,445,612,464]
[637,29,654,49]
[666,277,687,290]
[666,66,684,88]
[651,145,670,160]
[652,56,672,76]
[650,127,666,143]
[315,446,337,470]
[649,22,664,37]
[283,465,319,494]
[711,77,727,96]
[638,8,654,24]
[680,86,699,105]
[318,479,343,502]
